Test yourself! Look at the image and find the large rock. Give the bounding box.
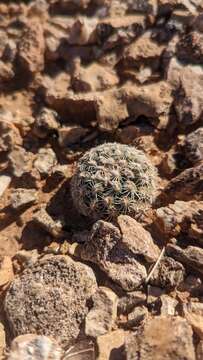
[167,244,203,275]
[125,316,195,360]
[149,256,185,289]
[4,255,97,347]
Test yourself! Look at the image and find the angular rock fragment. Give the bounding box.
[0,323,5,358]
[160,295,178,316]
[0,110,21,152]
[125,305,148,329]
[96,330,125,360]
[0,60,14,84]
[33,107,59,139]
[149,256,185,289]
[118,291,146,315]
[183,128,203,164]
[10,188,37,209]
[177,31,203,64]
[85,287,117,337]
[0,256,14,287]
[0,175,11,198]
[7,334,63,360]
[167,244,203,275]
[8,146,33,178]
[33,208,63,238]
[4,255,97,346]
[58,126,88,147]
[34,148,57,176]
[125,316,195,360]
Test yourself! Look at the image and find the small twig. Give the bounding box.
[63,348,94,359]
[145,246,165,284]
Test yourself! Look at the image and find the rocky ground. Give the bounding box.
[0,0,203,359]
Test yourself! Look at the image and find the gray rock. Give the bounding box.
[150,256,185,289]
[34,148,57,176]
[118,291,146,315]
[7,334,62,360]
[126,305,148,329]
[10,188,37,209]
[8,146,33,178]
[160,295,178,316]
[167,244,203,274]
[4,255,97,347]
[183,128,203,164]
[85,287,117,337]
[0,175,11,198]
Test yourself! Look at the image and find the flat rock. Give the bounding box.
[10,188,37,209]
[85,286,117,337]
[4,255,97,347]
[7,334,62,360]
[125,316,195,360]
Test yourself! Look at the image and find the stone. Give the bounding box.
[34,148,57,176]
[176,31,203,64]
[0,255,14,287]
[0,322,6,358]
[10,188,37,209]
[58,126,88,147]
[0,110,21,152]
[4,255,97,347]
[118,291,146,315]
[79,215,160,291]
[63,339,95,360]
[164,163,203,201]
[85,287,117,337]
[183,128,203,164]
[125,316,196,360]
[160,295,178,316]
[96,330,125,360]
[0,60,14,83]
[0,175,11,198]
[126,306,148,329]
[197,341,203,360]
[149,256,185,289]
[67,17,97,46]
[185,313,203,340]
[166,244,203,274]
[33,108,59,138]
[33,208,63,238]
[155,201,203,240]
[17,20,45,74]
[7,334,63,360]
[8,146,33,178]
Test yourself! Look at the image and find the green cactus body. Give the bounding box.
[71,143,157,220]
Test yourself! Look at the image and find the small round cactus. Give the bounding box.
[71,143,157,220]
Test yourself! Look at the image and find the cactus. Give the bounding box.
[71,143,157,220]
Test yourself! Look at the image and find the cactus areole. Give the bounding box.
[71,143,157,220]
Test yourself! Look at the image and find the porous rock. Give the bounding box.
[33,107,59,139]
[33,208,63,238]
[8,146,33,178]
[0,255,14,287]
[149,256,185,289]
[183,128,203,164]
[166,244,203,275]
[4,255,97,347]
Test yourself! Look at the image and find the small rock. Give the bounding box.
[8,146,33,178]
[177,31,203,64]
[33,208,63,238]
[0,60,14,83]
[0,110,21,152]
[85,286,117,337]
[197,341,203,360]
[125,316,196,360]
[58,126,88,147]
[126,305,148,329]
[160,294,178,316]
[10,188,37,209]
[167,244,203,274]
[0,175,11,198]
[33,108,59,139]
[0,323,6,358]
[183,128,203,164]
[7,334,63,360]
[0,256,14,287]
[14,249,39,268]
[118,291,146,315]
[34,148,57,176]
[4,255,97,347]
[96,330,125,360]
[150,256,185,289]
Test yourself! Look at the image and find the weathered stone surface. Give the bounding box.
[197,341,203,360]
[126,305,148,329]
[17,20,45,74]
[79,215,160,291]
[8,146,33,178]
[58,126,88,147]
[0,60,14,83]
[164,163,203,201]
[85,287,117,337]
[7,334,63,360]
[125,316,195,360]
[34,148,57,176]
[0,255,14,287]
[10,188,37,209]
[33,208,63,238]
[185,313,203,340]
[96,330,125,360]
[155,200,203,240]
[118,291,146,315]
[0,175,11,198]
[183,128,203,164]
[160,295,178,316]
[4,255,97,347]
[167,244,203,274]
[0,110,21,152]
[0,322,6,358]
[177,31,203,64]
[150,256,185,289]
[33,108,59,139]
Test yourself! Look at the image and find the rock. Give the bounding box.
[4,255,97,347]
[197,341,203,360]
[185,313,203,340]
[7,334,63,360]
[33,108,59,139]
[150,256,185,289]
[126,305,148,329]
[67,17,97,46]
[10,188,37,209]
[33,208,63,238]
[58,126,88,147]
[85,287,117,337]
[166,244,203,275]
[0,60,14,83]
[118,291,146,315]
[179,275,203,296]
[72,62,119,92]
[177,31,203,64]
[8,146,33,178]
[155,201,203,240]
[163,163,203,201]
[125,316,196,360]
[79,215,160,291]
[0,175,11,198]
[34,148,57,176]
[0,110,21,152]
[17,20,45,74]
[160,295,178,316]
[14,249,39,268]
[0,255,14,287]
[0,323,6,358]
[96,330,125,360]
[63,339,95,360]
[183,128,203,164]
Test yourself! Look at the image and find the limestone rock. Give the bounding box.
[7,334,63,360]
[125,316,195,360]
[4,255,97,347]
[85,287,117,337]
